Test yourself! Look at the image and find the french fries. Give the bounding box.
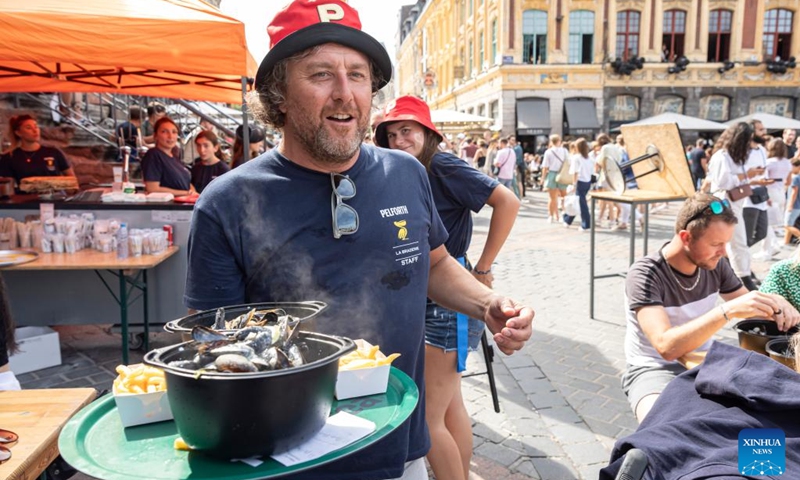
[339,340,400,370]
[113,364,167,394]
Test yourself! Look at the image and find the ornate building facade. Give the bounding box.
[396,0,800,147]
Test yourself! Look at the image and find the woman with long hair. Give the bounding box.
[1,114,75,183]
[757,138,793,259]
[141,117,195,196]
[541,134,569,223]
[375,96,519,480]
[190,131,230,193]
[707,122,761,290]
[563,138,594,230]
[231,124,267,169]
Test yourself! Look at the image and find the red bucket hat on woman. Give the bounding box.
[255,0,393,92]
[374,96,444,148]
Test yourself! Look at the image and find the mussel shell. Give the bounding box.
[192,325,229,343]
[215,354,257,373]
[167,359,199,370]
[212,307,226,330]
[210,343,255,359]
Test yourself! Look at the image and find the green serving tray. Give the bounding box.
[59,367,418,480]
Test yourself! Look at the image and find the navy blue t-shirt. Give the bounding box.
[185,144,448,480]
[0,146,70,183]
[141,149,191,191]
[190,159,229,193]
[428,152,498,258]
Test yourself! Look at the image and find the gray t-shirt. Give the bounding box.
[624,246,742,367]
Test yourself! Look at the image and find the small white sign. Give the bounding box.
[151,211,173,223]
[39,203,55,222]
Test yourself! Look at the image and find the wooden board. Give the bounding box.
[0,388,97,480]
[620,123,696,197]
[589,190,686,204]
[2,246,179,271]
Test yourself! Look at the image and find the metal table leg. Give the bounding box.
[143,269,149,352]
[119,269,129,365]
[590,196,596,319]
[629,201,636,266]
[644,202,650,255]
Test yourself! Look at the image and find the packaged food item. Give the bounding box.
[335,339,400,400]
[113,364,173,427]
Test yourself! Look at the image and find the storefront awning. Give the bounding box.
[516,99,550,136]
[564,99,601,135]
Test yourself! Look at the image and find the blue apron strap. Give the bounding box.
[455,256,469,373]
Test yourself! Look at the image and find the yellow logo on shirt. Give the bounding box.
[394,220,408,240]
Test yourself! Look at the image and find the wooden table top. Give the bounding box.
[0,388,97,480]
[3,246,179,271]
[589,190,687,204]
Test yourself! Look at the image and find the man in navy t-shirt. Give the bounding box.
[184,2,534,479]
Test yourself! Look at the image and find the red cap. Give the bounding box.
[374,96,443,148]
[255,0,392,92]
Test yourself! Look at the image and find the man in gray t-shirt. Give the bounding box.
[622,193,800,422]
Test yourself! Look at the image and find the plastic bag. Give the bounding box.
[564,194,580,217]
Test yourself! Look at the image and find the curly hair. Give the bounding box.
[713,122,752,165]
[252,45,386,129]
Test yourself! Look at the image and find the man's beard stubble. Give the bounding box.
[284,99,368,166]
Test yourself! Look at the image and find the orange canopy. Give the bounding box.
[0,0,259,103]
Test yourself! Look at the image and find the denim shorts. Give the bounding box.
[424,300,484,352]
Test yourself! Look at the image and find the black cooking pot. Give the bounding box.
[163,301,327,336]
[734,319,799,355]
[144,331,355,458]
[766,338,797,370]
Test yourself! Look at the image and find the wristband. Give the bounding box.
[474,268,492,275]
[719,305,730,322]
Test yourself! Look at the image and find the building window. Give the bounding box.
[609,95,640,123]
[662,10,686,62]
[654,95,685,114]
[478,104,486,117]
[763,9,793,61]
[468,38,473,75]
[699,95,730,121]
[479,31,485,69]
[491,19,498,64]
[616,10,640,60]
[708,9,732,62]
[750,96,795,117]
[489,100,499,127]
[568,10,594,64]
[460,0,465,24]
[522,10,548,64]
[468,0,473,17]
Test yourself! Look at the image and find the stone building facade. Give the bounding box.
[396,0,800,149]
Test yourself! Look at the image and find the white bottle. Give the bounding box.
[117,222,129,259]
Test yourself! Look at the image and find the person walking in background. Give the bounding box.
[784,159,800,246]
[784,128,797,158]
[376,95,520,480]
[541,134,569,222]
[741,120,772,267]
[511,136,526,197]
[707,122,761,290]
[493,138,516,190]
[485,139,498,176]
[562,138,593,231]
[689,139,709,191]
[756,138,793,260]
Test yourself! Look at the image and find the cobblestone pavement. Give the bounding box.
[19,190,786,480]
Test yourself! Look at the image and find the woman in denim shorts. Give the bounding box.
[376,96,520,480]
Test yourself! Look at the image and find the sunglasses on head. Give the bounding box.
[330,173,358,239]
[0,429,18,465]
[683,199,731,230]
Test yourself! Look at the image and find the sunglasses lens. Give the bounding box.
[335,204,358,236]
[333,176,356,199]
[710,202,723,215]
[0,446,10,464]
[0,430,17,445]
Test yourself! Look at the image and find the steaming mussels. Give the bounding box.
[167,322,306,374]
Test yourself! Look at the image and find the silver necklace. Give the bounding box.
[665,260,701,291]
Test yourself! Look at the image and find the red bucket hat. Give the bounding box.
[255,0,392,92]
[374,96,443,148]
